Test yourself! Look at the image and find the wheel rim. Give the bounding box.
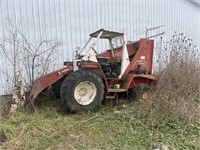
[74,81,97,105]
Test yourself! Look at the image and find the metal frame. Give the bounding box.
[145,25,165,38]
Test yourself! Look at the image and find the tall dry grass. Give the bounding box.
[149,33,200,121]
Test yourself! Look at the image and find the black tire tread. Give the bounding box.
[128,84,151,100]
[60,70,104,112]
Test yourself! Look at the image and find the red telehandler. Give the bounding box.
[28,29,156,112]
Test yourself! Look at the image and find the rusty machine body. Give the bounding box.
[29,29,156,112]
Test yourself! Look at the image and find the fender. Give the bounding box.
[123,74,156,90]
[29,65,73,101]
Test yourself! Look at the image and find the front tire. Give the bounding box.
[52,77,65,98]
[60,70,104,112]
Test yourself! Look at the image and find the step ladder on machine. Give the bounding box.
[105,88,127,100]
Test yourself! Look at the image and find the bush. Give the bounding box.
[149,33,200,121]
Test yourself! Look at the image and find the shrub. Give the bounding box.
[149,33,200,121]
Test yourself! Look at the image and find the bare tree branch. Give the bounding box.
[0,20,62,93]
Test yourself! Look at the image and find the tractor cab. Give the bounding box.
[74,29,130,79]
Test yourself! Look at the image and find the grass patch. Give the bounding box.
[0,99,199,149]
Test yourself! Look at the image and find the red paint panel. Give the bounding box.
[29,65,73,100]
[121,39,154,79]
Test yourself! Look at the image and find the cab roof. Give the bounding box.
[90,28,124,39]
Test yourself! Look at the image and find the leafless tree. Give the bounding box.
[0,21,62,92]
[0,21,62,113]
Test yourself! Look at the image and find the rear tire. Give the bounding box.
[128,84,152,100]
[60,70,104,113]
